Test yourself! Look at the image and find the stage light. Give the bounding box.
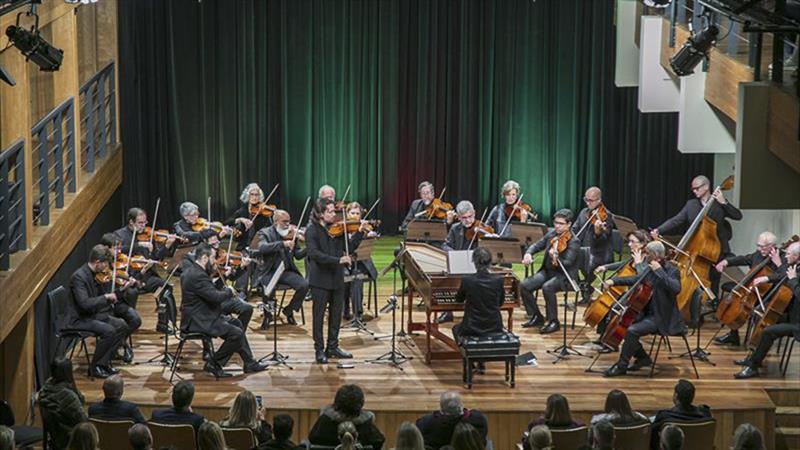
[5,24,63,71]
[0,64,15,86]
[669,22,719,76]
[64,0,98,4]
[640,0,672,8]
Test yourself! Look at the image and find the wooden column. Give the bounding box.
[51,7,82,185]
[0,309,35,424]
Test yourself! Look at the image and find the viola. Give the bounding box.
[549,231,572,267]
[192,218,241,238]
[129,255,169,271]
[326,220,380,238]
[503,202,536,222]
[249,202,278,218]
[423,198,454,220]
[464,221,495,241]
[136,226,187,244]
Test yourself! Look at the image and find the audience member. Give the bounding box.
[150,381,206,432]
[393,421,424,450]
[0,426,14,450]
[449,423,484,450]
[198,422,227,450]
[527,425,552,450]
[66,422,98,450]
[88,375,146,423]
[336,421,360,450]
[591,420,615,450]
[416,392,488,450]
[659,425,684,450]
[651,380,711,450]
[591,389,649,426]
[308,384,385,450]
[220,390,272,443]
[37,358,88,450]
[731,423,765,450]
[128,423,153,450]
[521,394,583,450]
[257,414,299,450]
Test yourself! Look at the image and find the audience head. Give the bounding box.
[337,421,358,450]
[394,421,425,450]
[527,425,552,450]
[472,247,492,272]
[450,422,485,450]
[50,357,76,386]
[272,414,294,442]
[659,424,684,450]
[604,389,635,420]
[731,423,765,450]
[592,420,615,450]
[103,375,124,401]
[198,422,226,450]
[67,422,99,450]
[128,423,153,450]
[0,426,14,450]
[171,381,194,411]
[440,391,464,416]
[334,384,365,418]
[673,379,695,409]
[544,394,574,427]
[228,390,259,429]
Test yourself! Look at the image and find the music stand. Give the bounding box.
[343,238,377,336]
[479,237,523,265]
[612,214,638,237]
[258,263,291,369]
[405,220,447,244]
[511,222,547,277]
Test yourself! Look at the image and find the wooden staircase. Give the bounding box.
[767,388,800,450]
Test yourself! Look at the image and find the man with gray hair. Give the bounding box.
[318,185,336,201]
[88,375,146,423]
[415,392,488,450]
[438,200,478,323]
[602,241,684,377]
[713,231,784,347]
[174,201,232,244]
[128,423,152,450]
[735,241,800,379]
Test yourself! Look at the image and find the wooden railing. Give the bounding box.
[31,98,77,226]
[79,62,117,173]
[0,140,25,271]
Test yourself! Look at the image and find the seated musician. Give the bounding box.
[174,201,232,245]
[70,245,138,377]
[734,241,800,379]
[253,209,308,328]
[520,209,580,334]
[180,243,267,377]
[573,187,615,304]
[485,180,534,238]
[206,234,254,330]
[452,247,505,373]
[651,175,742,297]
[342,202,379,322]
[713,231,783,347]
[224,183,271,251]
[602,241,684,377]
[400,181,455,231]
[438,200,478,323]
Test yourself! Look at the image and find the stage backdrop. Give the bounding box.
[118,0,712,232]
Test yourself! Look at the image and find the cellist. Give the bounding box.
[602,241,684,378]
[734,241,800,379]
[572,186,616,304]
[651,175,742,296]
[712,231,782,347]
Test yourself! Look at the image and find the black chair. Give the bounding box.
[779,336,797,376]
[273,283,305,325]
[47,286,99,378]
[649,330,700,379]
[458,331,521,388]
[0,399,43,448]
[168,331,217,383]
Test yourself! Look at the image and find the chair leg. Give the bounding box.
[781,339,795,377]
[683,335,700,379]
[169,339,186,384]
[83,339,92,373]
[648,335,658,359]
[571,292,578,329]
[649,336,664,378]
[665,337,672,353]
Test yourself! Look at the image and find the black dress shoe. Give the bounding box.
[598,344,618,354]
[315,350,328,364]
[522,316,545,328]
[437,311,454,323]
[734,366,760,379]
[282,308,297,326]
[628,356,653,372]
[243,361,268,373]
[326,347,353,359]
[539,320,560,335]
[203,361,232,378]
[475,362,486,374]
[122,345,134,364]
[713,331,741,346]
[100,365,120,375]
[260,313,272,330]
[603,363,628,378]
[89,366,110,379]
[734,358,752,366]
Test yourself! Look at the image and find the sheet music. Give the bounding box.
[447,250,476,274]
[264,261,285,297]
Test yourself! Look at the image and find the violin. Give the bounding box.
[549,231,572,267]
[249,202,278,218]
[423,198,454,220]
[192,218,241,238]
[503,202,536,222]
[282,225,306,241]
[215,249,250,268]
[464,221,495,241]
[95,268,138,287]
[326,220,380,238]
[128,255,169,271]
[591,204,609,234]
[136,226,187,244]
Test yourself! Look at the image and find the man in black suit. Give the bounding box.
[572,187,616,304]
[400,181,455,231]
[442,200,478,252]
[151,381,206,432]
[416,392,489,450]
[452,247,505,342]
[88,375,145,423]
[180,243,267,377]
[520,209,580,334]
[305,198,367,364]
[254,209,308,327]
[603,241,685,377]
[649,379,712,450]
[174,201,233,245]
[69,245,138,378]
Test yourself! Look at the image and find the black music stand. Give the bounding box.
[479,237,523,265]
[405,220,448,244]
[257,263,291,369]
[511,222,547,277]
[367,249,412,370]
[343,238,378,336]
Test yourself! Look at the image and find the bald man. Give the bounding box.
[572,187,616,304]
[734,242,800,379]
[712,231,784,346]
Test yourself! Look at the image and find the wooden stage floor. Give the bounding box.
[73,239,799,449]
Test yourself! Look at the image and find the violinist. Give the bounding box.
[400,181,455,231]
[69,245,138,378]
[651,175,742,296]
[342,202,379,322]
[223,183,272,251]
[572,187,616,304]
[734,242,800,379]
[485,180,535,238]
[520,209,580,334]
[442,201,479,252]
[318,185,336,202]
[305,198,368,364]
[602,241,684,378]
[174,201,233,245]
[253,209,308,328]
[712,231,783,347]
[207,234,254,330]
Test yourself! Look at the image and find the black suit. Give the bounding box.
[650,404,712,450]
[69,265,135,367]
[224,204,271,251]
[415,409,489,450]
[520,231,580,322]
[442,223,471,251]
[254,226,309,313]
[174,219,217,245]
[611,262,685,367]
[486,203,535,238]
[150,407,206,432]
[572,206,616,292]
[400,198,428,232]
[452,270,505,341]
[180,262,256,366]
[88,398,146,423]
[305,221,363,351]
[746,263,800,368]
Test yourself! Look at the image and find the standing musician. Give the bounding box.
[572,187,616,304]
[712,231,783,347]
[520,209,580,334]
[174,201,233,245]
[253,209,308,328]
[485,180,535,238]
[224,183,272,251]
[305,198,369,364]
[69,245,138,377]
[180,243,267,377]
[342,202,379,321]
[734,242,800,379]
[651,175,742,297]
[602,241,684,377]
[400,181,456,231]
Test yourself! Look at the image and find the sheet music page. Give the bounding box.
[264,261,286,297]
[447,250,476,274]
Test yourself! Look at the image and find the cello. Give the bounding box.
[748,266,797,349]
[600,270,654,348]
[583,260,637,328]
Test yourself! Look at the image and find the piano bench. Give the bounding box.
[458,331,521,389]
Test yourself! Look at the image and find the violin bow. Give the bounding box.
[575,208,600,240]
[556,254,581,293]
[110,246,118,293]
[291,197,312,248]
[224,230,235,269]
[340,186,351,261]
[125,231,136,276]
[207,197,212,223]
[427,186,447,220]
[467,207,489,251]
[363,198,381,221]
[498,193,525,238]
[150,197,161,248]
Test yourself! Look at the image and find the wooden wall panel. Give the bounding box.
[768,85,800,174]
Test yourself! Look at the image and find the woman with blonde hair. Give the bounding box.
[220,390,272,443]
[335,421,360,450]
[527,425,552,450]
[198,422,227,450]
[393,421,424,450]
[66,422,98,450]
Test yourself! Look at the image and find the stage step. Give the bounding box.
[776,427,800,450]
[767,389,800,450]
[766,387,800,407]
[776,407,800,429]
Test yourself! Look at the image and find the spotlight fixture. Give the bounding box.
[640,0,673,8]
[669,21,719,76]
[64,0,98,4]
[5,7,63,72]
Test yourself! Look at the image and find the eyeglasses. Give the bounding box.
[554,220,568,226]
[583,197,600,203]
[691,185,705,191]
